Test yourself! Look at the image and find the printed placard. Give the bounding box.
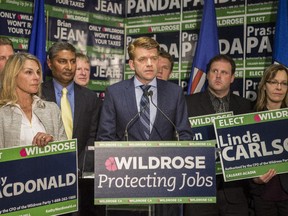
[0,140,78,215]
[214,108,288,182]
[189,112,233,141]
[94,141,216,205]
[189,112,233,175]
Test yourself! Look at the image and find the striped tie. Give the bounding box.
[140,85,151,140]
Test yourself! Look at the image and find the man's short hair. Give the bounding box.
[159,48,174,70]
[76,53,90,64]
[206,54,236,75]
[0,37,14,48]
[47,42,76,60]
[128,37,159,60]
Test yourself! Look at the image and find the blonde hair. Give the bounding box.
[76,52,90,64]
[0,52,42,106]
[128,37,159,60]
[255,64,288,111]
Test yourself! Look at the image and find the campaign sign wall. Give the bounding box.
[0,140,78,216]
[189,112,233,174]
[214,108,288,182]
[94,141,216,205]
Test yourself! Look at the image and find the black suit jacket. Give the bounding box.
[186,90,252,117]
[42,80,102,172]
[186,90,252,204]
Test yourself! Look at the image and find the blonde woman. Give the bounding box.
[0,52,67,148]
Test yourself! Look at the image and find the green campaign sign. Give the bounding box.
[0,140,78,215]
[189,112,233,175]
[214,108,288,181]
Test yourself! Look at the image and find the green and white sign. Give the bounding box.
[94,141,216,204]
[214,108,288,181]
[0,140,78,215]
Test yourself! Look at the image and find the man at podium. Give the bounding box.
[97,36,192,142]
[97,36,193,216]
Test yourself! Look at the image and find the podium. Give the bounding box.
[82,145,154,216]
[82,141,216,216]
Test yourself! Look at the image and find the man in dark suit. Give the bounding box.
[185,54,252,216]
[97,36,192,141]
[42,42,103,216]
[97,37,193,216]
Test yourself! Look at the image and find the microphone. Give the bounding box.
[124,92,150,141]
[81,145,95,179]
[148,91,180,141]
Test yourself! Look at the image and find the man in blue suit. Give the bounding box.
[97,36,192,216]
[97,36,192,142]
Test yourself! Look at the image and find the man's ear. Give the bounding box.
[47,58,52,70]
[230,74,235,84]
[128,59,135,71]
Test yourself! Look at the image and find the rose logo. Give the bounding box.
[254,114,261,122]
[105,157,117,171]
[20,148,27,157]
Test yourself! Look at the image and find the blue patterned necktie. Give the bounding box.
[140,85,151,140]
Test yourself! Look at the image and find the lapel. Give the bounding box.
[152,79,164,132]
[42,80,57,102]
[34,105,52,134]
[124,78,138,118]
[200,90,215,114]
[150,79,172,138]
[229,94,243,114]
[124,78,145,138]
[73,84,82,133]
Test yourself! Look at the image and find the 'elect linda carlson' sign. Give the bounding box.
[214,108,288,182]
[94,141,216,205]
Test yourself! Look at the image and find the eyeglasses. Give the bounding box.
[266,80,288,88]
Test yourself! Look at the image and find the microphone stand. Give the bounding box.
[148,91,180,141]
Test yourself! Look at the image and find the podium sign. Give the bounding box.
[94,141,216,205]
[214,108,288,182]
[0,140,78,216]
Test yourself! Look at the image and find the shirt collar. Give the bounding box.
[7,95,43,110]
[134,76,157,88]
[208,89,230,102]
[53,79,74,95]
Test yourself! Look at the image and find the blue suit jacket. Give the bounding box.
[97,77,193,141]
